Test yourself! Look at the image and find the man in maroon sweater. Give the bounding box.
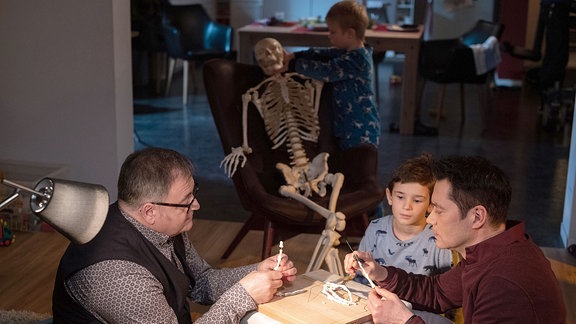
[345,155,566,323]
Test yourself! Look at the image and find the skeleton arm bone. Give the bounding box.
[241,92,253,151]
[312,80,323,115]
[220,92,255,177]
[239,77,278,151]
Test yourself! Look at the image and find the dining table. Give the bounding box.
[236,23,424,135]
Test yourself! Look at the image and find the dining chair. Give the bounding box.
[418,20,504,126]
[161,3,235,105]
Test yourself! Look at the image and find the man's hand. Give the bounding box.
[258,253,297,282]
[239,270,284,304]
[343,251,387,282]
[368,287,415,324]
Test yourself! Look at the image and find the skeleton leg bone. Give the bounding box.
[279,186,346,276]
[324,173,344,213]
[279,186,344,221]
[307,227,344,275]
[326,244,344,275]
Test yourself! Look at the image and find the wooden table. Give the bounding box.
[243,269,448,324]
[237,24,424,135]
[244,269,372,324]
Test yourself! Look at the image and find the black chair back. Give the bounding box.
[461,20,504,47]
[161,4,233,60]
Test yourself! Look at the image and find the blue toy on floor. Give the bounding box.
[0,218,15,246]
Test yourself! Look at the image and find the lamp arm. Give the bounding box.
[0,190,21,210]
[1,179,46,196]
[0,179,49,210]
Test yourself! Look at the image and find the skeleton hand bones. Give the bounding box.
[220,146,252,177]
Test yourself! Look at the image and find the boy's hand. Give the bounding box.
[283,51,294,63]
[279,51,294,73]
[343,251,387,282]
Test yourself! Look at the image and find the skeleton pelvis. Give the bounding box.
[276,152,330,197]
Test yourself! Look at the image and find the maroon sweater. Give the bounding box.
[380,221,566,323]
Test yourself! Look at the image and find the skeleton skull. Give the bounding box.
[254,38,284,75]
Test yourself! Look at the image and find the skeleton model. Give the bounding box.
[321,282,357,306]
[220,38,346,275]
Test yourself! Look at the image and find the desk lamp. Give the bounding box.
[0,177,109,244]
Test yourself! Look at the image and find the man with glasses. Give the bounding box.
[53,147,297,323]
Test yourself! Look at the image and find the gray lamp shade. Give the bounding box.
[30,178,109,244]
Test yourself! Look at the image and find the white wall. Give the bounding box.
[0,0,133,199]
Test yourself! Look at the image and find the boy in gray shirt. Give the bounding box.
[356,154,452,284]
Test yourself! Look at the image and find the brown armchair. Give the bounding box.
[203,59,385,260]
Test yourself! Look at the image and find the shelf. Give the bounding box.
[394,0,414,25]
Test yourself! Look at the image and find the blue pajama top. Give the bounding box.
[293,46,380,150]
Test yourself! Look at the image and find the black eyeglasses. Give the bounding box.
[151,183,199,213]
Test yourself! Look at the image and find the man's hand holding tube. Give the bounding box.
[344,251,419,324]
[368,287,417,324]
[258,253,297,282]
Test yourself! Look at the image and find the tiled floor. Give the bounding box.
[133,59,575,248]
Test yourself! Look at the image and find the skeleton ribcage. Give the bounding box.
[259,79,320,152]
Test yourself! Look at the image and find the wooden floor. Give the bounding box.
[1,220,575,323]
[0,219,323,316]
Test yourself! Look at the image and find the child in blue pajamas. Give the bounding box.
[284,1,380,150]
